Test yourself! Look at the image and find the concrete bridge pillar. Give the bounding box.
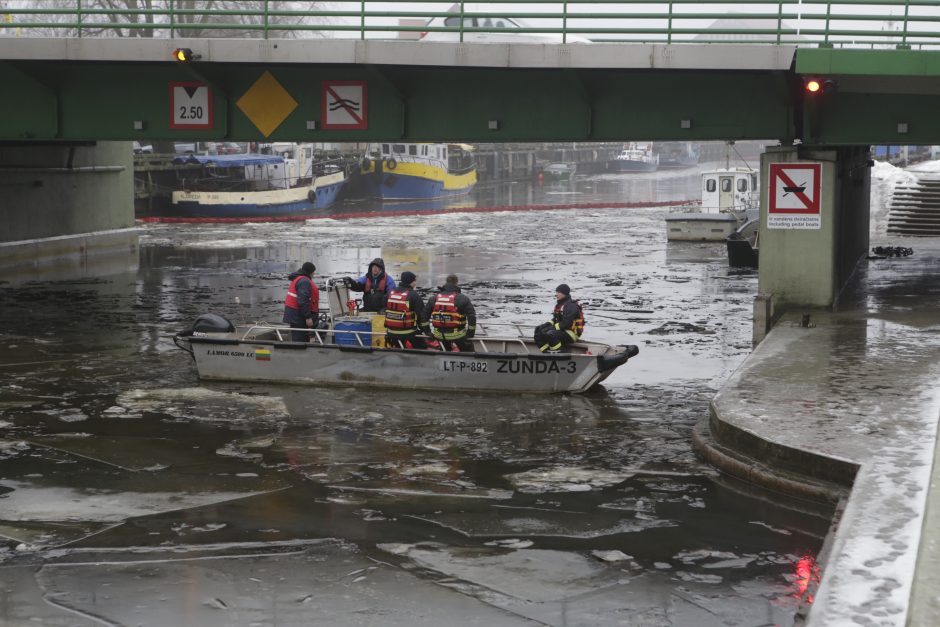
[0,142,138,281]
[757,145,871,312]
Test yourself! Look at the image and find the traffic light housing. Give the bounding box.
[804,77,836,95]
[173,48,200,62]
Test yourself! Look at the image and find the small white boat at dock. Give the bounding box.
[665,167,758,242]
[174,283,638,394]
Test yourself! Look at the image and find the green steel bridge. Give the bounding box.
[1,1,940,145]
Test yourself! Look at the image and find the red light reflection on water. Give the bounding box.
[794,554,820,604]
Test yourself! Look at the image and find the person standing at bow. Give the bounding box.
[534,283,585,353]
[424,274,476,352]
[283,262,320,342]
[384,271,429,349]
[344,257,396,312]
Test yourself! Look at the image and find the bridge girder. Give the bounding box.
[1,42,939,145]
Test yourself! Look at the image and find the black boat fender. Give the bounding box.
[597,345,640,372]
[385,157,397,170]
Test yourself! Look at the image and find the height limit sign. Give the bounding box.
[169,82,213,129]
[768,163,822,230]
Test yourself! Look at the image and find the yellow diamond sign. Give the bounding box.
[236,71,298,138]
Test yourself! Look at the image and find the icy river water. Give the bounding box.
[0,163,834,626]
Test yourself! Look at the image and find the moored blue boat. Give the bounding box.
[170,150,346,218]
[360,143,477,200]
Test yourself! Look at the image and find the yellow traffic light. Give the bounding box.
[173,48,198,62]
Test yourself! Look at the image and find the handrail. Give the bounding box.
[2,1,939,49]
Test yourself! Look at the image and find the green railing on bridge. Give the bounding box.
[2,1,939,49]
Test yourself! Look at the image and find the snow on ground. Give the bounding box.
[870,160,920,238]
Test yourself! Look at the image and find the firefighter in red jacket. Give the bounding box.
[283,262,319,342]
[424,274,476,352]
[384,271,429,349]
[534,284,585,352]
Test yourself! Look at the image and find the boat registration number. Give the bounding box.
[440,360,488,373]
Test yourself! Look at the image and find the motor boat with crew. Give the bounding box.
[608,142,659,173]
[170,143,346,218]
[361,142,477,200]
[174,281,639,394]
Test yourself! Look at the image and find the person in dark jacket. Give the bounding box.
[283,262,320,342]
[384,271,429,349]
[534,283,585,353]
[344,257,397,312]
[424,274,477,352]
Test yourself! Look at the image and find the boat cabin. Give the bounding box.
[367,142,475,173]
[701,168,758,214]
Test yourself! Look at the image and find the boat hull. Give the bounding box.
[658,154,700,168]
[362,160,477,200]
[727,238,759,267]
[171,173,345,218]
[608,159,658,173]
[665,213,739,241]
[186,333,637,394]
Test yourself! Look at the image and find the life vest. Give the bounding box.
[430,293,467,340]
[284,275,318,314]
[364,274,388,294]
[384,289,417,334]
[553,299,585,340]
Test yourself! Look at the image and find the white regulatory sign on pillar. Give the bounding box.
[322,81,368,130]
[768,163,822,230]
[169,81,213,130]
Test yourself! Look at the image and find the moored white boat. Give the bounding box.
[665,167,759,242]
[170,146,346,218]
[174,284,638,394]
[608,142,659,173]
[543,162,577,181]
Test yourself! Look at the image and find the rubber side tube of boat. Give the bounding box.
[597,345,640,372]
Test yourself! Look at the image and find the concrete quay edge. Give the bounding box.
[698,308,940,626]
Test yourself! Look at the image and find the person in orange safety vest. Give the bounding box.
[283,262,319,342]
[384,271,429,349]
[533,283,585,353]
[424,274,476,352]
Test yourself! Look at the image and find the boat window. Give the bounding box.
[705,179,716,192]
[442,147,447,159]
[721,179,732,192]
[392,144,406,154]
[444,16,475,28]
[382,144,389,155]
[493,19,509,28]
[737,178,748,192]
[409,145,417,156]
[482,18,492,27]
[422,145,428,156]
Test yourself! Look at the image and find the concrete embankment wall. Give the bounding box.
[0,142,138,280]
[0,142,134,242]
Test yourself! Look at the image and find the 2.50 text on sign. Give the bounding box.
[169,82,213,130]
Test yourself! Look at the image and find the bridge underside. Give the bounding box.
[1,39,939,144]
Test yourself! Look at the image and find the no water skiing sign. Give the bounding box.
[321,81,368,130]
[768,163,822,229]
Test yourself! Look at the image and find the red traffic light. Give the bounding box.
[804,77,836,95]
[173,48,199,62]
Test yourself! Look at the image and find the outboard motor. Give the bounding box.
[190,313,235,334]
[174,314,235,357]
